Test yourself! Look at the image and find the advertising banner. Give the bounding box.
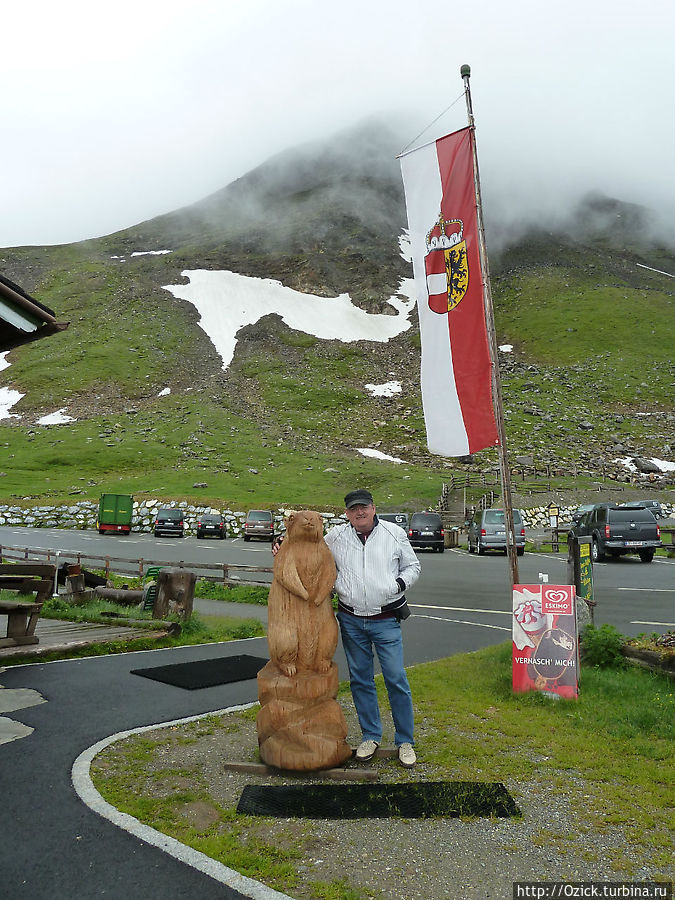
[512,584,579,699]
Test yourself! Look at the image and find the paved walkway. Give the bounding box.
[0,634,278,898]
[0,598,280,899]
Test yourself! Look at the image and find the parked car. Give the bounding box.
[408,512,444,552]
[620,500,664,519]
[378,512,409,531]
[569,503,598,526]
[467,508,525,556]
[154,507,184,538]
[568,504,660,563]
[244,509,275,542]
[196,513,226,539]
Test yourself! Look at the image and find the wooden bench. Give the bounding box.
[660,527,675,557]
[0,564,56,648]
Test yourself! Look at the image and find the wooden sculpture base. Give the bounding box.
[257,660,352,772]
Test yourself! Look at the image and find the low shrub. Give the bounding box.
[580,623,627,668]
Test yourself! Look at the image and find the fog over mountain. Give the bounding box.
[2,0,674,249]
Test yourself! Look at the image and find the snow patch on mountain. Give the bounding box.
[0,386,24,420]
[36,408,76,425]
[163,269,415,370]
[356,448,408,464]
[365,381,402,397]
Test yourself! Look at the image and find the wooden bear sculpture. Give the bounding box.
[257,510,352,771]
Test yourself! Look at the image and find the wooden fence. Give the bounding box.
[0,544,273,588]
[441,467,639,495]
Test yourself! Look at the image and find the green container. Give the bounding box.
[98,493,133,534]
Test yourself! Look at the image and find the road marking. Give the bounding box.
[531,553,568,562]
[618,587,675,592]
[230,542,272,552]
[631,620,675,627]
[410,604,511,616]
[412,614,510,632]
[460,549,567,563]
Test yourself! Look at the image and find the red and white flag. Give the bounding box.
[400,126,499,457]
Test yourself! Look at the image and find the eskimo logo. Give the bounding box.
[424,213,468,314]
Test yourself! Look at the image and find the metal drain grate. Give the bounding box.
[237,781,520,819]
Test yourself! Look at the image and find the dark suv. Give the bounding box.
[196,513,226,539]
[154,507,185,538]
[408,512,444,552]
[378,513,409,531]
[569,504,660,563]
[620,500,664,519]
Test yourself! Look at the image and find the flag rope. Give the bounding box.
[398,91,465,156]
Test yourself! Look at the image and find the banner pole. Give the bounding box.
[461,64,519,586]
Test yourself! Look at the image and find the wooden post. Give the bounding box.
[153,568,196,620]
[462,64,519,585]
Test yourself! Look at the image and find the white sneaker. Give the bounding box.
[398,743,416,768]
[355,739,379,761]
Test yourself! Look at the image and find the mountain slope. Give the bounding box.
[0,121,673,509]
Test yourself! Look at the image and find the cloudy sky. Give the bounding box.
[2,0,674,248]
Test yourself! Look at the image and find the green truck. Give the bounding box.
[97,493,133,535]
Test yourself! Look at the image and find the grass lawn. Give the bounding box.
[89,642,674,899]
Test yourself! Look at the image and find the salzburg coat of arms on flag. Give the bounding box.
[424,214,468,314]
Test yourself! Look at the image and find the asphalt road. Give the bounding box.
[1,527,673,899]
[1,524,673,644]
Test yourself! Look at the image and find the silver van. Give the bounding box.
[467,508,525,555]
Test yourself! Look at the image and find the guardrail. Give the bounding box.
[0,544,273,588]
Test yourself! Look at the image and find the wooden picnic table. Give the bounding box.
[0,564,56,648]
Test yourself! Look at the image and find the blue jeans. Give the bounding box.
[337,612,414,747]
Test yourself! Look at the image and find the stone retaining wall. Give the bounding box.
[518,502,673,529]
[0,500,342,537]
[0,499,671,536]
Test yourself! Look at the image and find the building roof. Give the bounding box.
[0,273,69,351]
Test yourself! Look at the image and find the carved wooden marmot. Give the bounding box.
[266,509,337,678]
[257,509,350,770]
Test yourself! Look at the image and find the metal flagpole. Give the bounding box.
[461,64,520,586]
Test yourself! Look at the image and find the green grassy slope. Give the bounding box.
[1,169,673,512]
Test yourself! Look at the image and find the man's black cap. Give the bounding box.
[344,489,374,509]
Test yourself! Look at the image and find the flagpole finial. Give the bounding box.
[460,64,471,78]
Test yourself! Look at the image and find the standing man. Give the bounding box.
[325,489,421,768]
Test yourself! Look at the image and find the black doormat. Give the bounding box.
[237,781,520,819]
[130,655,268,690]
